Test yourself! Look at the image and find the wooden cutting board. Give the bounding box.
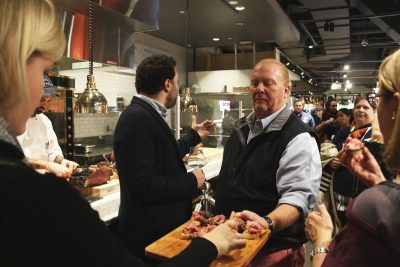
[145,222,270,266]
[72,179,120,198]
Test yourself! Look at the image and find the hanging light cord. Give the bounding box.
[89,0,94,75]
[185,0,189,87]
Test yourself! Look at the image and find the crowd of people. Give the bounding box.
[1,1,399,266]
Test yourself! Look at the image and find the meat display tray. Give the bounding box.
[145,221,270,267]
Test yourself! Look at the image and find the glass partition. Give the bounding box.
[178,93,253,148]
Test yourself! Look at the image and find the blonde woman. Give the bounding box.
[305,49,400,267]
[0,1,244,266]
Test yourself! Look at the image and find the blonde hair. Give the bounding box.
[0,0,65,116]
[378,49,400,174]
[255,58,292,88]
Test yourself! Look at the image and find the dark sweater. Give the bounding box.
[0,140,217,267]
[322,181,400,266]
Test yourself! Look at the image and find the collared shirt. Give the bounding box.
[0,116,21,150]
[245,104,321,217]
[246,104,286,143]
[296,111,316,128]
[17,113,63,162]
[137,94,168,121]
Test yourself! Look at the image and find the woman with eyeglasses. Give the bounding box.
[0,1,245,266]
[323,93,394,228]
[305,49,400,267]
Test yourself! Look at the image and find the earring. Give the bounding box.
[392,112,396,120]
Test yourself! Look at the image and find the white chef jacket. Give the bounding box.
[17,113,63,162]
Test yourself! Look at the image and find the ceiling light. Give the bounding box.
[227,37,233,40]
[343,74,347,78]
[236,22,244,26]
[361,39,368,47]
[308,45,313,49]
[235,6,245,11]
[212,37,220,41]
[345,80,350,84]
[344,65,350,70]
[345,82,352,89]
[301,72,304,75]
[286,62,290,66]
[179,10,185,14]
[229,0,238,4]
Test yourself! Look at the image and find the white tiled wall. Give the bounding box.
[74,113,119,138]
[188,69,253,93]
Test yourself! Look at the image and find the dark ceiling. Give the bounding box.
[147,0,400,94]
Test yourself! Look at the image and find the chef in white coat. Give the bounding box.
[17,75,78,177]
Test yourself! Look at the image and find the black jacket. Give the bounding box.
[114,96,201,257]
[0,139,217,267]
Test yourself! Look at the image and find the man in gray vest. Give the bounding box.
[216,59,321,266]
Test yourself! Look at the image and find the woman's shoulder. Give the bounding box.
[350,182,400,252]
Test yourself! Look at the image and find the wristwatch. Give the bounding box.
[263,216,274,232]
[310,247,329,259]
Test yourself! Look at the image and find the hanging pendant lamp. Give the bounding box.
[78,0,108,113]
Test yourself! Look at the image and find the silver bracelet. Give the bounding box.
[310,247,329,259]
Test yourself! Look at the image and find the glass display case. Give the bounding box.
[177,92,253,148]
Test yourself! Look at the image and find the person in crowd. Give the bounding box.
[293,99,315,128]
[330,108,352,148]
[305,48,400,267]
[311,105,323,127]
[215,58,321,266]
[113,55,222,259]
[17,75,78,178]
[221,109,235,145]
[0,1,245,266]
[325,96,393,227]
[316,98,338,141]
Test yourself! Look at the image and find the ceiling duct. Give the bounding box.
[52,0,159,68]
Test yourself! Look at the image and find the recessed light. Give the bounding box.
[344,64,350,70]
[229,0,238,4]
[308,45,313,49]
[235,6,245,11]
[179,10,185,14]
[227,37,233,40]
[213,37,220,41]
[236,22,244,26]
[343,74,347,78]
[301,72,304,75]
[286,62,290,66]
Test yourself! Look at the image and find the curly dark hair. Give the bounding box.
[135,55,176,95]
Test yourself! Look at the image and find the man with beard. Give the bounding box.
[293,99,315,128]
[114,55,215,259]
[17,75,78,178]
[215,59,321,266]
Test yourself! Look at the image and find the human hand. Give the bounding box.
[192,168,205,188]
[45,162,70,179]
[232,210,268,229]
[329,157,341,170]
[305,203,333,248]
[202,223,246,257]
[193,119,216,139]
[341,143,386,186]
[324,118,335,126]
[61,159,79,173]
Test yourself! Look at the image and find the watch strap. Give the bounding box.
[263,216,274,232]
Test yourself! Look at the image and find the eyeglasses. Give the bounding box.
[366,90,394,106]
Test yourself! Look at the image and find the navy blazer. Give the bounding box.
[113,96,201,257]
